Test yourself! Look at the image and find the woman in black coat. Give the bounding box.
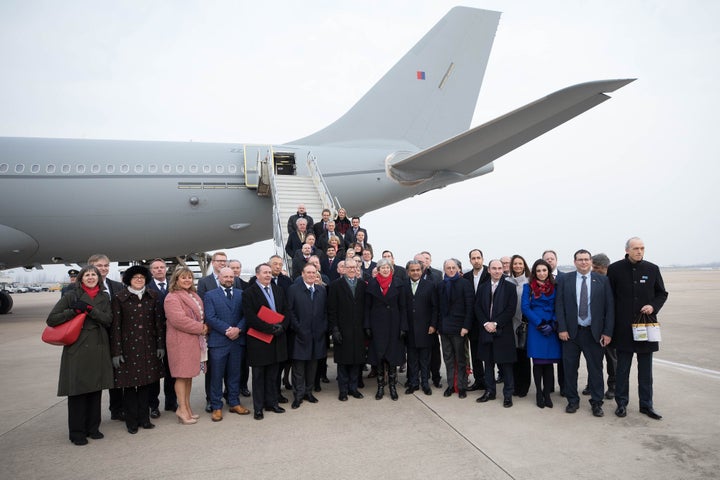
[364,258,408,401]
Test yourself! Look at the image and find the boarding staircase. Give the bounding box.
[253,148,341,272]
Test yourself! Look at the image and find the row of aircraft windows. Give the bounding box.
[0,163,240,175]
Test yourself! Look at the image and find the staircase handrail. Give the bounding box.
[307,154,342,216]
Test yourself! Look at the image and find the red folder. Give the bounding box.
[247,306,284,344]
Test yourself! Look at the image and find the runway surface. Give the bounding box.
[1,269,718,480]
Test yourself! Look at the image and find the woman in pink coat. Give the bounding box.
[164,266,208,424]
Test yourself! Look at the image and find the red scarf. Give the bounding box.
[81,283,100,298]
[376,273,393,296]
[529,278,554,299]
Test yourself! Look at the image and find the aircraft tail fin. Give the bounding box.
[292,7,500,149]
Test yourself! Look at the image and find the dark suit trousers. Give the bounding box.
[337,364,361,394]
[209,343,243,410]
[468,330,485,383]
[406,346,431,388]
[123,385,150,429]
[68,390,102,442]
[240,348,249,390]
[430,333,442,383]
[482,344,514,399]
[252,363,280,412]
[562,326,604,405]
[292,359,318,400]
[615,350,654,409]
[108,387,123,415]
[513,347,531,396]
[441,335,468,391]
[148,354,176,410]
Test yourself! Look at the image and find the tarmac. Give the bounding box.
[1,269,719,480]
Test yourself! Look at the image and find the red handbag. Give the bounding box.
[42,312,86,346]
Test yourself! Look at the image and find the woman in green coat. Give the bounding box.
[47,265,113,445]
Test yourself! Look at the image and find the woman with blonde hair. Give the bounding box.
[164,267,208,424]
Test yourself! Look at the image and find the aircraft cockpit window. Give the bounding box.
[91,164,100,174]
[120,164,129,174]
[31,164,40,173]
[76,165,86,174]
[0,164,8,173]
[61,164,70,174]
[46,164,56,174]
[134,165,143,173]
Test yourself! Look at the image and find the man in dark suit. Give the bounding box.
[287,203,313,235]
[196,251,227,412]
[343,216,368,248]
[146,259,176,416]
[88,253,127,421]
[285,218,310,257]
[464,249,490,391]
[227,259,250,397]
[243,263,289,420]
[316,220,342,251]
[607,237,668,420]
[381,250,408,282]
[475,259,518,407]
[328,259,366,401]
[312,208,332,238]
[556,249,614,417]
[286,263,328,409]
[291,243,313,280]
[437,258,474,398]
[228,259,249,291]
[320,245,341,281]
[405,260,438,395]
[204,268,250,421]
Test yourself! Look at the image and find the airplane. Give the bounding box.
[0,6,634,314]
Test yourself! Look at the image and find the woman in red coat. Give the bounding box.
[164,267,208,424]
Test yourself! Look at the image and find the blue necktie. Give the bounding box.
[225,287,232,300]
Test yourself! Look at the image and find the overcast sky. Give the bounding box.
[1,0,718,281]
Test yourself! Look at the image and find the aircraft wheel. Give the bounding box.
[0,291,13,314]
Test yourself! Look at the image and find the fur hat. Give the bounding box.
[122,265,152,286]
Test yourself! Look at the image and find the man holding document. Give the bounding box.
[243,263,289,420]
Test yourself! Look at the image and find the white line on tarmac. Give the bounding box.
[656,358,720,378]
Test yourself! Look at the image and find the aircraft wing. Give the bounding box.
[386,78,635,184]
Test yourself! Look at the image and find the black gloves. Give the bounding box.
[364,328,372,339]
[271,324,284,336]
[331,330,343,345]
[400,330,407,340]
[71,300,92,314]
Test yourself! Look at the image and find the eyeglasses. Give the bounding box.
[132,275,146,280]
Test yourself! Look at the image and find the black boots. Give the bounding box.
[388,367,398,401]
[375,363,385,400]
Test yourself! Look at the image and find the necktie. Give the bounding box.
[159,282,166,294]
[490,282,497,318]
[225,287,232,300]
[579,275,589,320]
[411,281,418,295]
[263,286,276,311]
[309,286,315,300]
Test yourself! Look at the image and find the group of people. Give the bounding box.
[47,227,668,446]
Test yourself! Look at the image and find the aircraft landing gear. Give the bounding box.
[0,291,13,314]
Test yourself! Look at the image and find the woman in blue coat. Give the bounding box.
[521,259,561,409]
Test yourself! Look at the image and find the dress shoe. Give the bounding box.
[544,393,554,408]
[476,393,496,403]
[150,408,160,419]
[443,387,453,397]
[278,395,289,404]
[142,421,155,429]
[265,405,285,413]
[565,403,579,414]
[253,411,264,420]
[536,392,545,409]
[338,393,348,402]
[582,386,591,396]
[615,405,627,417]
[405,386,415,395]
[350,390,364,399]
[422,386,432,396]
[305,393,319,403]
[605,389,615,400]
[458,389,467,399]
[313,384,322,392]
[211,409,223,422]
[127,426,138,434]
[71,438,88,446]
[503,398,513,408]
[592,404,604,417]
[228,405,250,415]
[466,382,481,392]
[240,388,251,397]
[110,411,124,421]
[292,399,302,409]
[204,403,212,413]
[321,376,330,383]
[433,379,442,388]
[358,378,365,388]
[88,431,104,440]
[639,406,662,420]
[389,387,399,401]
